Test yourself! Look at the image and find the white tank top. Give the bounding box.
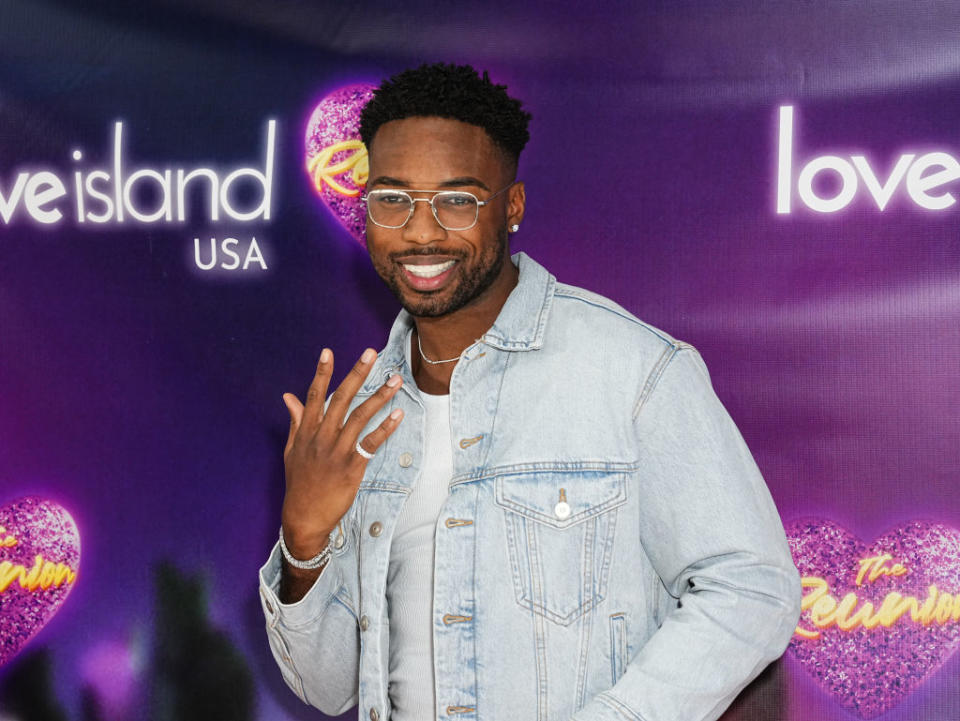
[385,334,452,720]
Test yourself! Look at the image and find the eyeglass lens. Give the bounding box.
[367,191,479,230]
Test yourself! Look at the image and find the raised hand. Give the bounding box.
[280,347,404,563]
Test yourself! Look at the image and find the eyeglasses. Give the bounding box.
[362,183,513,231]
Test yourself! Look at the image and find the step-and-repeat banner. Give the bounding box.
[1,2,958,720]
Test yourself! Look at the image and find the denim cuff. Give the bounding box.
[258,539,342,629]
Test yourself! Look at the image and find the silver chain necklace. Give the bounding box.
[417,332,462,365]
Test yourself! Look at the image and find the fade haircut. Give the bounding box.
[359,63,531,174]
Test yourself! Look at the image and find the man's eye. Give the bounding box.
[377,193,408,205]
[441,194,475,207]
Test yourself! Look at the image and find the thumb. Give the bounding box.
[282,393,304,447]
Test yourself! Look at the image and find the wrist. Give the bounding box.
[286,534,330,560]
[281,523,337,559]
[282,555,328,581]
[279,526,336,570]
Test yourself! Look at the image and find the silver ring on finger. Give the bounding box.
[355,440,375,460]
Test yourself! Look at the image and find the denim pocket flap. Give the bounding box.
[495,470,627,529]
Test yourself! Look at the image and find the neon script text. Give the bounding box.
[0,555,77,593]
[795,554,960,639]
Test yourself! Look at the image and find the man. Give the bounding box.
[259,63,801,721]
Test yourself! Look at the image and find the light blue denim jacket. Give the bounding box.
[259,251,802,721]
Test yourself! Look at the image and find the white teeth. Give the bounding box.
[403,260,456,278]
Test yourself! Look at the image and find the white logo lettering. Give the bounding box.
[776,105,960,213]
[0,120,276,226]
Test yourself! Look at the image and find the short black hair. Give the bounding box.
[359,63,531,171]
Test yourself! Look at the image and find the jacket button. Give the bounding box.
[398,452,414,467]
[369,708,379,721]
[554,501,571,520]
[334,532,345,549]
[359,614,369,630]
[369,521,383,537]
[265,600,274,614]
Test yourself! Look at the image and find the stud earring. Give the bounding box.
[509,224,520,233]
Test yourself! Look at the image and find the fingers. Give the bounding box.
[301,348,334,430]
[355,407,405,459]
[282,393,305,452]
[340,373,403,447]
[324,347,378,429]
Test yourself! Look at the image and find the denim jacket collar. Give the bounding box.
[363,251,555,392]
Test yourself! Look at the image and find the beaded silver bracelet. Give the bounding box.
[279,526,335,570]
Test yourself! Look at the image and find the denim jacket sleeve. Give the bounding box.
[572,346,802,721]
[258,539,360,715]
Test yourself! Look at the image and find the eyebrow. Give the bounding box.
[368,176,491,191]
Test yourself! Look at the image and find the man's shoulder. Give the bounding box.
[549,279,687,354]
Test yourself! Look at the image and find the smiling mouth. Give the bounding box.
[402,260,457,278]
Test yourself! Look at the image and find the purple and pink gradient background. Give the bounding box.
[2,2,960,720]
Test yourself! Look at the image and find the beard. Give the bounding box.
[370,227,510,318]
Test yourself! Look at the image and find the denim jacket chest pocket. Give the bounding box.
[494,469,628,626]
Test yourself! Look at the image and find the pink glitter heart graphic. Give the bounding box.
[305,84,375,244]
[0,497,80,666]
[785,519,960,718]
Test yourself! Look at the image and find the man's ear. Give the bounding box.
[507,181,525,229]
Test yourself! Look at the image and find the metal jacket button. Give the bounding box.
[398,452,413,467]
[334,533,345,549]
[442,614,472,624]
[369,708,379,721]
[554,501,571,520]
[445,518,474,528]
[359,615,369,630]
[369,521,383,537]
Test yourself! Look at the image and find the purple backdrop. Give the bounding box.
[1,2,959,720]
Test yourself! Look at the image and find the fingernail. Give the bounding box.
[361,348,375,364]
[390,408,403,420]
[320,348,331,363]
[386,374,401,387]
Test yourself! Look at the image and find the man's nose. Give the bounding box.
[402,197,447,244]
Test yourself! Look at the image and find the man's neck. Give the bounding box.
[411,258,518,394]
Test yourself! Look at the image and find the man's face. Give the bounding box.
[364,116,524,318]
